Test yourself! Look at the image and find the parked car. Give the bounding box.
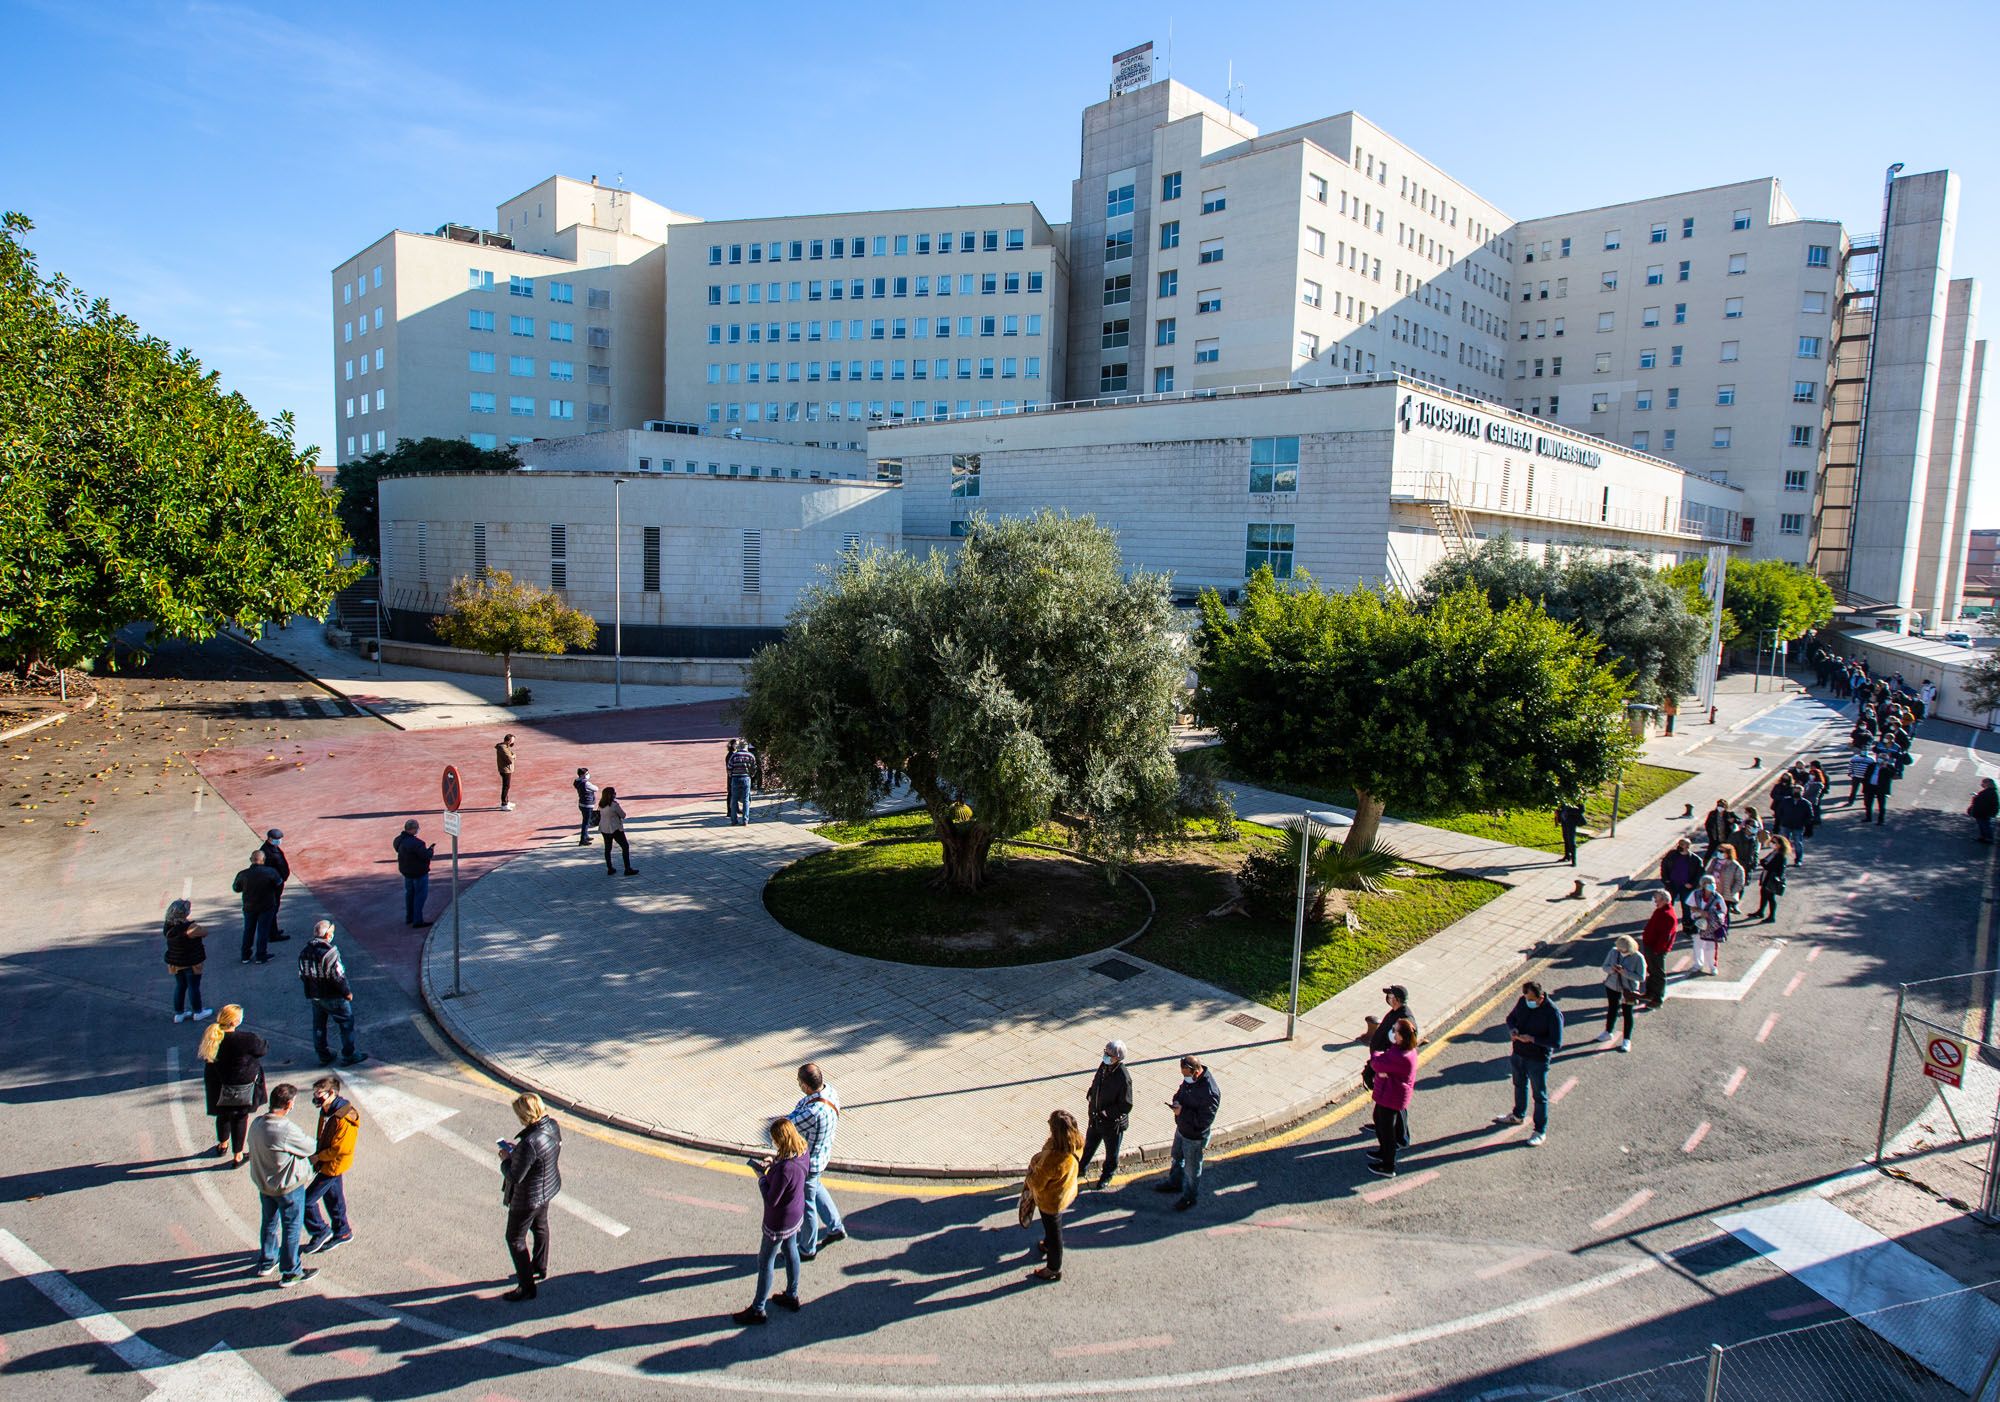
[1943,631,1974,649]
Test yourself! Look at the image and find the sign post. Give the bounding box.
[442,765,463,997]
[1922,1032,1967,1089]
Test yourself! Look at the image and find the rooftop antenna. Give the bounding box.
[1225,60,1245,116]
[1166,18,1173,80]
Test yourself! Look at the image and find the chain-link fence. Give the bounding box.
[1547,1281,2000,1401]
[1873,968,2000,1219]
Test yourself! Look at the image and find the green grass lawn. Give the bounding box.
[788,812,1502,1011]
[1205,756,1695,854]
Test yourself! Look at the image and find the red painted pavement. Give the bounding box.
[193,701,736,991]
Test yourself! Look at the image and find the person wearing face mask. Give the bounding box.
[1493,980,1564,1146]
[1153,1055,1220,1210]
[1688,874,1730,976]
[1357,986,1419,1140]
[258,829,293,942]
[302,1074,360,1255]
[1077,1041,1133,1190]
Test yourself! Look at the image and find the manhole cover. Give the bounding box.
[1225,1012,1265,1032]
[1090,958,1144,981]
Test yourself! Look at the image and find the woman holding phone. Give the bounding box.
[495,1093,562,1302]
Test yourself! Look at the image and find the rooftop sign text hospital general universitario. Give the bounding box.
[1400,393,1604,469]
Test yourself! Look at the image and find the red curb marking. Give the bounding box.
[1767,1299,1840,1322]
[1723,1066,1748,1097]
[1756,1013,1780,1044]
[1683,1121,1711,1153]
[1360,1169,1439,1203]
[817,1352,943,1367]
[1591,1188,1655,1232]
[169,1224,200,1254]
[1474,1125,1524,1151]
[1671,953,1694,973]
[644,1187,750,1215]
[1807,944,1823,962]
[1052,1334,1173,1359]
[1550,1075,1580,1104]
[333,1347,371,1370]
[1474,1248,1551,1281]
[1782,971,1807,997]
[1855,872,1873,884]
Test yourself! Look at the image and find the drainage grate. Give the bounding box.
[1225,1012,1265,1032]
[1090,958,1144,982]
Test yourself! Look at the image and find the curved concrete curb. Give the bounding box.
[0,691,97,743]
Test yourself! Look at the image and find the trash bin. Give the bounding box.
[1625,703,1659,740]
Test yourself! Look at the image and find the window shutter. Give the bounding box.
[742,530,762,595]
[550,524,568,589]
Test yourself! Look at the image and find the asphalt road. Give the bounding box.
[0,641,1991,1401]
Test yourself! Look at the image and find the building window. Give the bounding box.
[1667,387,1680,408]
[509,275,534,298]
[1790,425,1813,447]
[1104,274,1132,306]
[1604,229,1621,250]
[468,269,494,290]
[1159,270,1178,298]
[1784,468,1809,491]
[509,394,535,417]
[1309,174,1328,204]
[1602,270,1619,290]
[1802,290,1827,315]
[1198,238,1224,265]
[1301,279,1322,309]
[1298,331,1319,358]
[1104,229,1133,262]
[1597,312,1615,332]
[1249,436,1299,494]
[1779,513,1805,536]
[1161,171,1181,201]
[1245,523,1295,579]
[1197,291,1222,314]
[1713,426,1732,448]
[1647,265,1664,285]
[1305,227,1325,256]
[468,351,495,373]
[1662,429,1676,452]
[1717,384,1736,406]
[1560,237,1571,258]
[1721,341,1740,362]
[509,355,534,376]
[549,321,574,343]
[549,360,574,382]
[1678,260,1691,282]
[1733,209,1752,231]
[1157,318,1177,346]
[509,315,534,337]
[1806,244,1831,268]
[1682,217,1695,239]
[1154,366,1175,392]
[1102,319,1130,349]
[1727,254,1747,276]
[1160,220,1180,250]
[1642,307,1661,327]
[549,524,568,589]
[1639,349,1657,369]
[1632,432,1650,451]
[1594,352,1613,373]
[1797,336,1822,358]
[468,392,496,414]
[1201,188,1227,215]
[1106,183,1135,218]
[468,310,495,332]
[1674,303,1688,324]
[1724,297,1744,319]
[1635,390,1653,410]
[1194,338,1220,364]
[1591,393,1610,414]
[951,452,981,497]
[1650,223,1668,243]
[548,399,574,420]
[1793,380,1817,403]
[1670,345,1684,367]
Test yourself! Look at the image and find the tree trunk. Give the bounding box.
[1344,789,1386,856]
[501,653,513,700]
[935,819,994,893]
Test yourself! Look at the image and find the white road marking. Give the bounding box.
[192,791,202,814]
[1668,942,1785,1001]
[0,1228,283,1401]
[338,1067,459,1143]
[1934,756,1962,774]
[417,1122,630,1238]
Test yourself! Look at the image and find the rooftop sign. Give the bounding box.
[1111,43,1154,96]
[1399,393,1603,470]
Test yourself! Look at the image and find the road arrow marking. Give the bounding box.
[1666,942,1784,1001]
[0,1228,281,1401]
[339,1068,459,1143]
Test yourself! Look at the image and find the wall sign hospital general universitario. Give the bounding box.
[1399,393,1605,470]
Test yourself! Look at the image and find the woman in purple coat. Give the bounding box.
[735,1117,810,1325]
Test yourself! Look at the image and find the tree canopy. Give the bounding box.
[0,212,359,670]
[431,568,597,699]
[1421,536,1708,702]
[1663,557,1833,652]
[334,436,518,560]
[1197,569,1635,851]
[739,511,1185,892]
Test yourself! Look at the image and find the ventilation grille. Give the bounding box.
[472,522,487,576]
[416,522,429,585]
[550,523,568,589]
[642,526,661,594]
[741,529,762,595]
[1224,1012,1265,1032]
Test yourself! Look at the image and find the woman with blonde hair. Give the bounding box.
[1021,1108,1084,1283]
[198,1005,266,1164]
[735,1116,810,1325]
[495,1093,562,1301]
[1600,934,1646,1052]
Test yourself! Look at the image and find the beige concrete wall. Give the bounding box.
[1912,279,1980,625]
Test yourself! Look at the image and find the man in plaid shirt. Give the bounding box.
[788,1062,845,1259]
[725,741,758,826]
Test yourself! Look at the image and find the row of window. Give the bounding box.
[706,400,1040,426]
[340,265,384,304]
[1530,231,1831,268]
[466,271,590,304]
[469,394,579,420]
[341,307,384,342]
[344,390,386,418]
[708,229,1027,264]
[707,271,1046,304]
[341,348,386,381]
[1514,290,1830,343]
[703,316,1044,345]
[706,356,1043,383]
[468,353,579,380]
[1522,347,1824,382]
[346,430,389,455]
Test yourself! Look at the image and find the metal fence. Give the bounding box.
[1873,968,2000,1221]
[1548,1281,2000,1401]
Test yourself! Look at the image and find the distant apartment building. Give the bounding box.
[329,176,699,464]
[660,205,1069,449]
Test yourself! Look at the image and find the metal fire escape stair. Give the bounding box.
[1427,499,1474,562]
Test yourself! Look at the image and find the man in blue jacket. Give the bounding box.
[1154,1054,1220,1210]
[1493,980,1564,1146]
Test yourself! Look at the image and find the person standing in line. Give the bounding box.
[496,1092,562,1302]
[1689,874,1730,976]
[1658,840,1702,927]
[789,1063,846,1259]
[1599,935,1645,1052]
[1153,1054,1220,1210]
[1021,1109,1083,1282]
[1969,778,1999,843]
[495,733,517,810]
[246,1083,318,1286]
[393,820,435,929]
[1702,799,1732,856]
[1492,980,1563,1147]
[302,1074,359,1255]
[1662,693,1678,737]
[1554,800,1586,866]
[1864,746,1895,826]
[1803,764,1828,832]
[1640,891,1678,1009]
[1922,678,1939,717]
[1753,832,1791,923]
[163,899,213,1025]
[725,740,758,825]
[1705,844,1746,916]
[1729,808,1760,875]
[259,829,292,943]
[298,919,367,1067]
[232,849,282,964]
[1846,744,1873,805]
[1078,1040,1133,1190]
[1772,784,1812,866]
[573,767,600,845]
[1365,1018,1418,1177]
[596,787,637,876]
[200,1004,266,1166]
[734,1117,809,1325]
[1357,985,1420,1140]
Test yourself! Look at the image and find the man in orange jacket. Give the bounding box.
[303,1074,361,1254]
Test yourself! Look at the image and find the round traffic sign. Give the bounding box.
[1927,1037,1963,1070]
[442,764,462,813]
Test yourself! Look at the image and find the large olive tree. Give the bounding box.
[740,511,1185,892]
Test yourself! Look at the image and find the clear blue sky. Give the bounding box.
[5,0,1998,518]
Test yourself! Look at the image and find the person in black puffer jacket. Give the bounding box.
[198,1005,267,1164]
[496,1093,563,1301]
[162,899,213,1025]
[1078,1040,1134,1190]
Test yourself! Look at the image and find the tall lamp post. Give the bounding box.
[612,477,628,707]
[1288,809,1347,1040]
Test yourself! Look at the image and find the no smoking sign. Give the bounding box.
[1921,1034,1966,1089]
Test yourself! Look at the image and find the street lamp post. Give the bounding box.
[1287,809,1346,1040]
[612,477,628,707]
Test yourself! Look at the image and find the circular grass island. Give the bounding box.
[764,812,1151,968]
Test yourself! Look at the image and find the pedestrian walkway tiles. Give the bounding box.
[1714,1196,2000,1392]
